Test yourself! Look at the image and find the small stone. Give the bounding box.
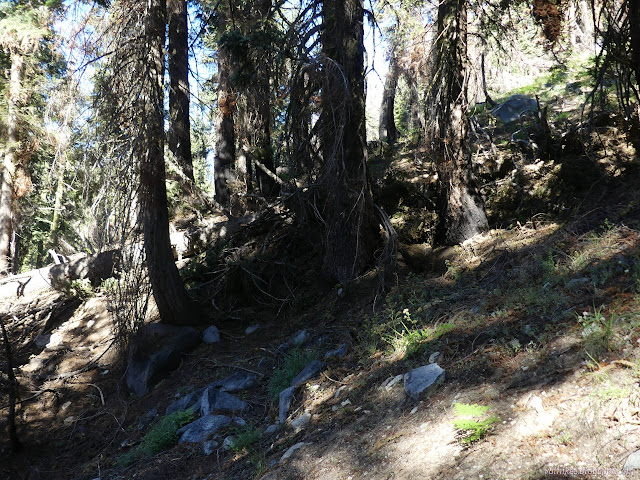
[264,424,279,435]
[280,442,309,462]
[63,416,75,425]
[201,387,247,415]
[289,329,310,346]
[410,406,419,414]
[203,440,219,456]
[404,364,445,401]
[61,401,72,411]
[245,324,260,335]
[203,326,221,344]
[290,360,325,388]
[279,386,295,422]
[529,395,544,415]
[325,344,347,359]
[566,277,589,289]
[341,399,351,407]
[211,371,258,392]
[385,374,404,391]
[222,436,235,450]
[428,352,441,364]
[177,415,231,444]
[624,450,640,471]
[291,412,311,432]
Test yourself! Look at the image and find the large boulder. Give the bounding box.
[404,364,445,401]
[126,324,200,397]
[491,95,537,123]
[49,249,120,290]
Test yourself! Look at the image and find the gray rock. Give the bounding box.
[291,412,311,432]
[222,436,236,450]
[245,324,260,335]
[177,415,231,444]
[428,351,441,364]
[279,386,295,423]
[264,424,279,435]
[200,387,247,415]
[624,450,640,471]
[290,360,325,388]
[566,277,590,289]
[289,329,310,346]
[324,344,347,359]
[211,371,258,392]
[233,416,246,427]
[166,388,204,415]
[203,440,219,456]
[491,94,538,123]
[278,342,290,351]
[280,442,309,462]
[137,408,158,431]
[126,324,201,397]
[203,326,221,344]
[404,364,445,401]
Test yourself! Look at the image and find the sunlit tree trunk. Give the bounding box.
[379,42,399,145]
[214,3,235,207]
[139,0,200,325]
[429,0,487,245]
[321,0,379,283]
[0,53,23,274]
[168,0,194,183]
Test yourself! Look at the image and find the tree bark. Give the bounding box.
[139,0,200,325]
[430,0,488,245]
[630,0,640,82]
[320,0,379,283]
[379,43,400,145]
[253,0,278,197]
[214,4,236,207]
[167,0,194,183]
[0,53,23,275]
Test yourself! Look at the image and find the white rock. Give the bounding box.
[203,326,221,344]
[291,412,311,432]
[280,442,309,462]
[385,374,404,391]
[624,450,640,471]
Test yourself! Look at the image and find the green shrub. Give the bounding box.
[268,348,318,400]
[452,403,500,444]
[230,426,261,452]
[115,409,195,467]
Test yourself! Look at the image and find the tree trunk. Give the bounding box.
[214,5,236,207]
[430,0,488,245]
[167,0,194,183]
[139,0,200,325]
[320,0,379,283]
[253,0,278,197]
[379,43,399,145]
[0,53,23,275]
[630,0,640,82]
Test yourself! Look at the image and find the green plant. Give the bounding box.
[230,426,261,453]
[452,403,500,444]
[100,277,118,295]
[555,431,572,445]
[70,278,94,298]
[139,408,195,455]
[268,348,318,400]
[577,305,615,354]
[115,409,195,467]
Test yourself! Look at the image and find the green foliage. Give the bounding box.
[139,409,195,456]
[116,409,195,467]
[577,305,615,355]
[268,348,318,400]
[452,403,500,444]
[69,279,94,298]
[230,426,261,453]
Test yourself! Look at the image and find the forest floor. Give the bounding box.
[3,63,640,480]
